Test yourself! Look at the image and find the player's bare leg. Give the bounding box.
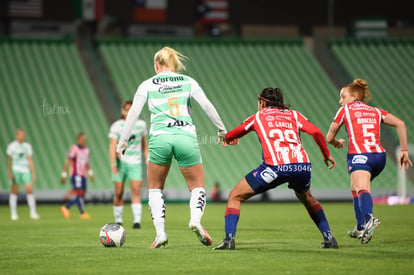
[113,181,125,225]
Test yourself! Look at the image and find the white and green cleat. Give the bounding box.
[189,223,212,246]
[361,217,381,244]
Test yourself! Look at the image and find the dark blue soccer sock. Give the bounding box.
[224,208,240,241]
[358,190,373,224]
[308,204,332,241]
[352,191,365,230]
[76,196,85,214]
[66,197,77,209]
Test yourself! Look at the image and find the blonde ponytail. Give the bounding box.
[154,46,187,72]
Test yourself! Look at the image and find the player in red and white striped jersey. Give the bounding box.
[332,99,388,155]
[235,103,328,166]
[327,79,412,244]
[214,87,338,250]
[60,133,94,220]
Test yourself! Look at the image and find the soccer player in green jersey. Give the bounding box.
[7,129,39,220]
[109,101,148,229]
[117,46,227,248]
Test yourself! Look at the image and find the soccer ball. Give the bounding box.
[99,223,126,247]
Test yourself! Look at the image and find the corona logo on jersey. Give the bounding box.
[152,76,185,85]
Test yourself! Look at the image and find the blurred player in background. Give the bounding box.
[7,129,39,220]
[60,133,94,219]
[327,78,412,244]
[109,100,148,229]
[214,87,338,250]
[116,46,227,248]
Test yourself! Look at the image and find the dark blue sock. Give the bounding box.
[66,197,77,209]
[358,190,373,224]
[352,191,364,230]
[308,204,332,241]
[76,196,85,214]
[224,208,240,241]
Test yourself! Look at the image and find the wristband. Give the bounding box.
[88,170,94,177]
[61,171,67,178]
[218,130,227,138]
[401,149,408,152]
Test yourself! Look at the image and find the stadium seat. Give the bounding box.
[0,38,111,193]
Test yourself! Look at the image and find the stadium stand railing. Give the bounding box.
[0,38,112,201]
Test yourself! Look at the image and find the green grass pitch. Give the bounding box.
[2,202,414,274]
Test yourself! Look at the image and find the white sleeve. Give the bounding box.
[120,95,146,142]
[143,120,148,136]
[108,121,119,139]
[6,143,13,156]
[27,144,33,156]
[192,89,226,135]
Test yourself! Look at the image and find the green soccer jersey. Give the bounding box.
[109,119,147,164]
[7,141,33,173]
[135,72,201,137]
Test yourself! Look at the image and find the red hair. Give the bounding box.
[344,79,371,103]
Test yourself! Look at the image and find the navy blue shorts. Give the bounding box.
[245,163,312,194]
[71,174,87,191]
[347,153,386,180]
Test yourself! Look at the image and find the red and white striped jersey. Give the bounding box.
[333,101,388,154]
[67,145,90,177]
[226,107,330,166]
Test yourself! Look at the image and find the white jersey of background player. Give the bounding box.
[109,101,148,229]
[7,129,39,220]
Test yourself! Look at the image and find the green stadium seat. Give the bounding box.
[0,38,111,194]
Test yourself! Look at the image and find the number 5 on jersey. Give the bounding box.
[362,124,376,145]
[168,97,180,117]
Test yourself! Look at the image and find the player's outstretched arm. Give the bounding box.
[118,96,146,154]
[222,137,240,147]
[324,155,336,169]
[8,156,14,181]
[301,119,336,169]
[142,136,149,165]
[326,122,345,149]
[383,113,413,170]
[87,162,94,182]
[192,90,227,137]
[28,156,36,183]
[221,122,252,147]
[61,158,70,184]
[109,138,119,174]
